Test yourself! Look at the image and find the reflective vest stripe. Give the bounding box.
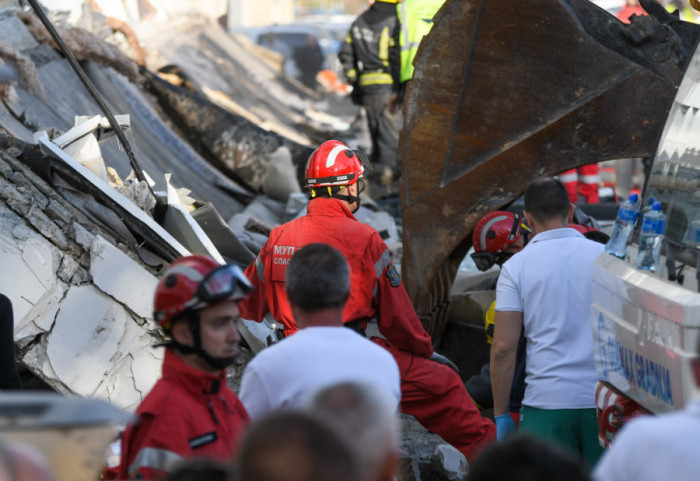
[129,447,184,477]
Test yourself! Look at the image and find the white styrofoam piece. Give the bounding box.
[163,175,225,263]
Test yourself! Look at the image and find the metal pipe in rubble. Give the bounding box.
[25,0,150,188]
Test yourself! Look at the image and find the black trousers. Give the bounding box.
[0,293,21,390]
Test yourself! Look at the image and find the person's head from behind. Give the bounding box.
[234,411,360,481]
[465,435,591,481]
[306,382,400,481]
[286,243,350,327]
[523,176,573,234]
[153,255,253,374]
[304,140,370,213]
[0,439,56,481]
[471,211,530,271]
[162,457,230,481]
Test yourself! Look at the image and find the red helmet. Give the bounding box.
[472,211,526,254]
[305,140,365,188]
[153,255,252,331]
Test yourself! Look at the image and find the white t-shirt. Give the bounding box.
[239,326,401,419]
[593,398,700,481]
[496,227,604,409]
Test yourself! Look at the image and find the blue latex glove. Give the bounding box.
[495,413,517,441]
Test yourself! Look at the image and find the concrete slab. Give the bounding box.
[89,235,158,320]
[0,14,39,52]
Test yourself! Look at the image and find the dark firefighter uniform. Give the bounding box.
[338,0,402,179]
[239,197,496,461]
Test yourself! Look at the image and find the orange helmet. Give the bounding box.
[304,140,365,189]
[154,255,252,331]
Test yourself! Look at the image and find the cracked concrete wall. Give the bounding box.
[0,148,163,412]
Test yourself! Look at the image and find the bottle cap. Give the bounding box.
[652,201,661,211]
[648,196,657,205]
[629,193,639,202]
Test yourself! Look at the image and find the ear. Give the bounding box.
[523,210,535,233]
[693,357,700,386]
[170,320,193,347]
[567,203,575,223]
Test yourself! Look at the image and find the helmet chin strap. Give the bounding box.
[333,192,361,212]
[165,313,236,371]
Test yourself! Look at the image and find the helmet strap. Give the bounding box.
[310,184,361,211]
[161,311,236,371]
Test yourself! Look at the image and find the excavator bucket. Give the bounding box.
[400,0,700,342]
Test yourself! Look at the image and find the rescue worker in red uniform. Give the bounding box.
[239,140,496,461]
[119,255,252,480]
[558,164,600,204]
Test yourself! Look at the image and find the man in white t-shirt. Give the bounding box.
[593,337,700,481]
[239,243,401,419]
[490,176,604,467]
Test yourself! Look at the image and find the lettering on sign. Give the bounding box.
[595,313,674,406]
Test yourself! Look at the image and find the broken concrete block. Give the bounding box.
[433,444,468,481]
[10,170,49,209]
[89,235,158,320]
[44,198,76,229]
[44,284,161,410]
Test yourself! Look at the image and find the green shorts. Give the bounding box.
[519,405,604,467]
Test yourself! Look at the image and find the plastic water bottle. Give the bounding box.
[605,193,640,258]
[636,201,666,272]
[642,196,657,215]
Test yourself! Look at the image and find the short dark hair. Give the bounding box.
[286,243,350,312]
[524,177,571,224]
[162,458,230,481]
[465,435,591,481]
[235,411,360,481]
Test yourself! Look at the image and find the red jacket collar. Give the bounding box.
[307,197,356,220]
[161,349,226,396]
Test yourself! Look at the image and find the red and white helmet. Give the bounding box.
[305,140,365,188]
[154,255,252,331]
[472,211,526,254]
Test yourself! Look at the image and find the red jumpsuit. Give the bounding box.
[239,197,495,460]
[559,165,600,204]
[119,350,249,480]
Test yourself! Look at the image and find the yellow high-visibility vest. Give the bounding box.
[397,0,446,83]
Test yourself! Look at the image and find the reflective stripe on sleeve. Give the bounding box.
[255,255,265,284]
[128,447,185,478]
[375,249,391,278]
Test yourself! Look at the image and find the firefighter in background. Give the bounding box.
[338,0,402,191]
[558,164,600,204]
[239,140,496,461]
[119,256,252,480]
[466,211,530,424]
